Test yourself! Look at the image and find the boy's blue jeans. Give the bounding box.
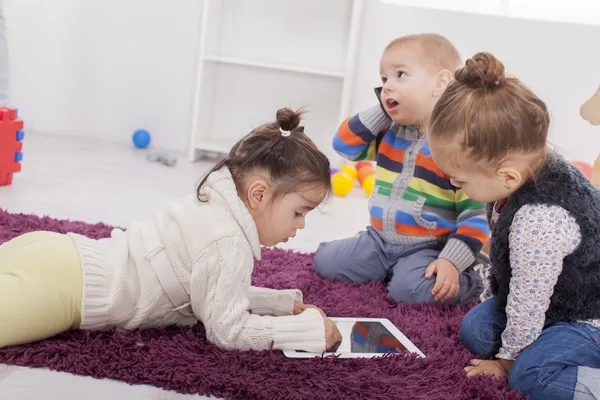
[460,298,600,400]
[314,227,484,304]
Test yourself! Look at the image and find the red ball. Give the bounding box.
[355,161,373,172]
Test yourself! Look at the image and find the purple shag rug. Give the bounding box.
[0,209,525,400]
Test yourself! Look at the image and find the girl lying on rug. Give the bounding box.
[428,52,600,400]
[0,108,342,353]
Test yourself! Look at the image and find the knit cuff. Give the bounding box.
[247,287,303,317]
[358,104,393,135]
[70,233,111,331]
[271,308,326,352]
[439,238,476,272]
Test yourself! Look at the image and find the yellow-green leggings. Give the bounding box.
[0,231,82,348]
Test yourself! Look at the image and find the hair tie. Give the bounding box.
[495,81,501,86]
[279,127,291,137]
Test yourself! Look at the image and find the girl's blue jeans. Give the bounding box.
[460,298,600,400]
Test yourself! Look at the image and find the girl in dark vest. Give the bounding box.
[427,52,600,400]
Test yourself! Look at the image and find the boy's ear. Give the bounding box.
[433,69,453,97]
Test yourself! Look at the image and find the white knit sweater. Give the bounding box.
[68,168,326,352]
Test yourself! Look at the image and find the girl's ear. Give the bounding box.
[245,179,270,211]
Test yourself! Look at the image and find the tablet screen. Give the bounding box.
[349,321,407,354]
[298,320,408,354]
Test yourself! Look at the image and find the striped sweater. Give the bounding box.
[333,105,489,272]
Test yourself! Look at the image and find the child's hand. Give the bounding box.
[425,258,460,301]
[294,302,342,350]
[464,359,513,379]
[293,301,326,318]
[324,317,343,350]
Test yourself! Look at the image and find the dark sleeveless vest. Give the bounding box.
[487,151,600,322]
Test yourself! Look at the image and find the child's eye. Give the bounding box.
[295,212,303,217]
[397,71,405,79]
[381,77,387,84]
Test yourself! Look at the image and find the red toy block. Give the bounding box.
[0,107,25,186]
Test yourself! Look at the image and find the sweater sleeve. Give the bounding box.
[439,189,490,272]
[247,286,303,316]
[332,104,392,162]
[190,235,326,352]
[497,204,581,360]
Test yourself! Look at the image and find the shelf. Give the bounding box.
[193,139,235,155]
[188,0,364,163]
[202,55,346,79]
[203,0,352,72]
[202,63,342,158]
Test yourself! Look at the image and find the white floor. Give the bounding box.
[0,133,370,399]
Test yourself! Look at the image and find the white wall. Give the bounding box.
[351,2,600,163]
[5,0,600,163]
[5,0,203,152]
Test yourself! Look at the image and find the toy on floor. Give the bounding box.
[331,170,354,196]
[357,163,375,184]
[356,162,375,195]
[355,161,373,172]
[362,174,375,196]
[147,152,177,167]
[339,164,357,181]
[131,128,177,167]
[331,162,376,197]
[132,129,151,149]
[0,107,25,186]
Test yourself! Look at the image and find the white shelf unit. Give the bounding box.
[188,0,364,162]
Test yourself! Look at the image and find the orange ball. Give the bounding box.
[357,165,375,184]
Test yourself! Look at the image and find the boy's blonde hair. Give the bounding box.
[385,33,461,72]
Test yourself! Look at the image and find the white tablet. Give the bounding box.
[283,317,425,359]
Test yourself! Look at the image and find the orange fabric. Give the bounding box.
[337,118,366,146]
[377,140,406,162]
[456,226,490,244]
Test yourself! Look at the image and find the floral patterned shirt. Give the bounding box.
[493,203,600,360]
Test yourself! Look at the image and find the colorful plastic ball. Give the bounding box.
[573,161,593,180]
[357,165,375,185]
[363,175,376,197]
[355,161,373,172]
[132,129,151,149]
[331,172,354,197]
[339,164,358,181]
